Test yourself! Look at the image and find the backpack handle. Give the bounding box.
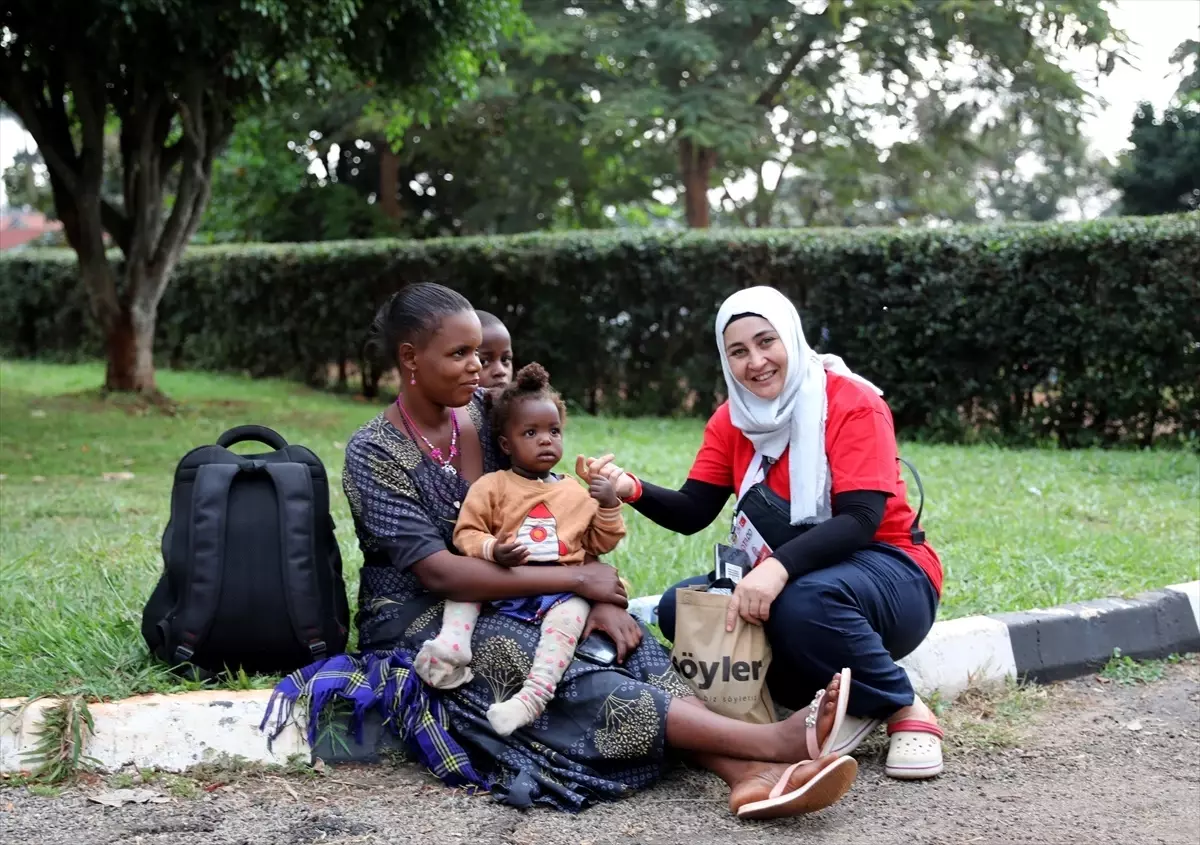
[216,425,289,451]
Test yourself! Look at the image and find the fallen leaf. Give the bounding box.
[81,444,90,453]
[3,801,14,812]
[102,472,136,482]
[1125,720,1143,732]
[31,476,46,483]
[312,758,326,774]
[87,788,168,808]
[1027,486,1042,497]
[30,409,46,418]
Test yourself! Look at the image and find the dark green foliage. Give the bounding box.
[1113,39,1200,217]
[2,217,1196,446]
[1113,104,1200,216]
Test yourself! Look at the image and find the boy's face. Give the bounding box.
[478,324,514,388]
[500,398,563,474]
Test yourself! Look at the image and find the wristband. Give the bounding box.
[621,473,644,504]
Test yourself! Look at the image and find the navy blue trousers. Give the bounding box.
[657,544,939,719]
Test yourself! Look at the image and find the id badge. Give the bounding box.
[731,508,774,568]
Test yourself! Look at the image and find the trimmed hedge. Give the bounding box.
[2,215,1198,446]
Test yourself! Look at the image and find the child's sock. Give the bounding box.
[414,600,481,690]
[487,596,589,735]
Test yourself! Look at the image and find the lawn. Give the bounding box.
[2,360,1197,701]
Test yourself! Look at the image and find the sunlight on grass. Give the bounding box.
[1,360,1197,699]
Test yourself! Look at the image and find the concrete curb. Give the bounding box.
[2,581,1197,775]
[0,691,303,775]
[992,581,1200,683]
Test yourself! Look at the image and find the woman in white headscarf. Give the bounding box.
[587,286,946,781]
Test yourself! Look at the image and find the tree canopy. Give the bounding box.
[175,0,1124,240]
[1113,38,1200,215]
[0,0,522,392]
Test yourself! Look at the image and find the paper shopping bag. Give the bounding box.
[670,585,775,724]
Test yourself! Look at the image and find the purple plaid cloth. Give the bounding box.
[261,649,489,790]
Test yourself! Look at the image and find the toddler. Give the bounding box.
[414,363,625,736]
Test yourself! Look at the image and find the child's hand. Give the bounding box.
[580,454,635,500]
[589,474,621,509]
[493,533,530,567]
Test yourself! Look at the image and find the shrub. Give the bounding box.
[2,215,1197,446]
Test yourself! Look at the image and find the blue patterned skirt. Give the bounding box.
[264,585,693,811]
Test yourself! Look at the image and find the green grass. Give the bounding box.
[856,676,1049,758]
[1099,649,1185,686]
[2,360,1198,700]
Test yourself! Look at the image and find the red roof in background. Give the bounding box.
[0,209,63,250]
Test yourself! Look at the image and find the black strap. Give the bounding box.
[897,456,926,545]
[265,463,328,660]
[174,463,239,665]
[216,425,288,451]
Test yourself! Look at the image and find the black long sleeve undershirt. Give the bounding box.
[631,478,886,580]
[771,490,886,578]
[631,478,730,535]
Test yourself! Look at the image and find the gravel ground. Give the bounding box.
[3,661,1197,845]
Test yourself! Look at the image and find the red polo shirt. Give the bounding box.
[687,372,943,595]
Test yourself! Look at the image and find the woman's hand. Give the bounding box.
[492,534,530,567]
[725,557,789,632]
[580,603,644,663]
[573,562,629,607]
[579,453,636,499]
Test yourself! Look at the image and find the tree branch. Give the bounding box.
[101,201,131,253]
[147,74,230,299]
[161,139,186,176]
[3,47,118,326]
[721,179,750,226]
[754,8,832,109]
[62,53,107,189]
[755,45,810,108]
[135,89,169,261]
[152,76,206,274]
[0,65,82,196]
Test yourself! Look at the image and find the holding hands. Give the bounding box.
[575,454,636,501]
[588,474,620,508]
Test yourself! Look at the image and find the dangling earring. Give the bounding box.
[409,368,416,386]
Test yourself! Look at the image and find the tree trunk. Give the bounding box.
[679,138,717,228]
[104,306,158,392]
[753,161,778,228]
[104,310,137,391]
[2,57,228,399]
[378,143,402,220]
[103,285,160,393]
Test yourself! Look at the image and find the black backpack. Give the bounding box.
[142,425,350,677]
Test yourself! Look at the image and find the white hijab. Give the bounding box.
[715,286,883,525]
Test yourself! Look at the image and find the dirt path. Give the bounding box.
[3,661,1198,845]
